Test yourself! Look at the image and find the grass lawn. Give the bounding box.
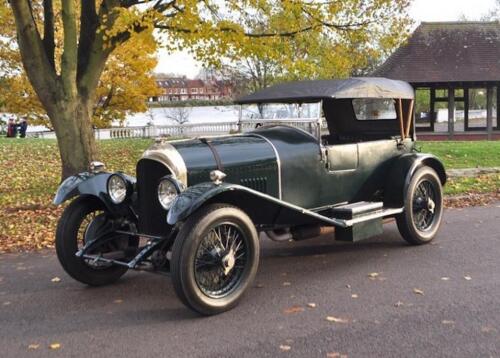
[0,138,498,252]
[418,141,500,169]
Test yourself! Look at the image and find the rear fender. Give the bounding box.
[384,153,446,207]
[167,182,342,228]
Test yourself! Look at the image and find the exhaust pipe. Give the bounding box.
[265,225,335,242]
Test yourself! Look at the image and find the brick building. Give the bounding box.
[151,77,234,102]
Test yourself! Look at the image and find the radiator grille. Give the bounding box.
[240,177,268,193]
[136,159,171,236]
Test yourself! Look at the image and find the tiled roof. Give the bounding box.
[373,22,500,83]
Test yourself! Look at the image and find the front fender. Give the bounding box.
[384,153,446,207]
[167,182,344,227]
[53,172,136,216]
[167,182,237,225]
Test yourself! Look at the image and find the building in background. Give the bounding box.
[151,75,234,102]
[374,21,500,140]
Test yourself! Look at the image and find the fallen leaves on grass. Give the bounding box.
[0,139,151,253]
[445,190,500,208]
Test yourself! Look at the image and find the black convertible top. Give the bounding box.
[235,77,414,104]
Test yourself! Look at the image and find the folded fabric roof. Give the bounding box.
[235,77,414,104]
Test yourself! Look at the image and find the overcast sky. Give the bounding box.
[155,0,499,78]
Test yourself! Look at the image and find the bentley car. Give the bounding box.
[53,77,446,315]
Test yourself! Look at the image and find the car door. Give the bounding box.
[322,139,405,205]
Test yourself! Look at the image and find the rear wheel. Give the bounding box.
[55,197,130,286]
[171,204,259,315]
[396,166,444,245]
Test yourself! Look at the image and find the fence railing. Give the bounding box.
[27,119,328,140]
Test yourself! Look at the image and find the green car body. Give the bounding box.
[53,78,447,315]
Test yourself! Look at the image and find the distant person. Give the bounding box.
[6,118,15,138]
[19,118,28,138]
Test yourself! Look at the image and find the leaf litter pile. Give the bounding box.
[0,138,152,253]
[0,138,498,253]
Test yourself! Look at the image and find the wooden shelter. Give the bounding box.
[374,22,500,140]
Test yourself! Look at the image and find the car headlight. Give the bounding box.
[158,176,182,210]
[107,174,129,204]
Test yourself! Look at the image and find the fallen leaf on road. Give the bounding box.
[441,320,455,325]
[49,343,61,350]
[283,306,304,314]
[464,275,472,281]
[27,344,39,350]
[51,277,61,283]
[413,288,424,295]
[282,282,291,286]
[327,353,348,358]
[351,294,359,299]
[326,316,349,323]
[307,303,317,308]
[279,345,291,351]
[441,277,450,281]
[113,299,123,304]
[368,272,379,279]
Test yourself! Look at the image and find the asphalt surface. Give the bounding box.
[0,204,499,358]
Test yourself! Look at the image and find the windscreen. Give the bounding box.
[241,102,321,120]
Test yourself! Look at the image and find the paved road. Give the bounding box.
[1,204,499,358]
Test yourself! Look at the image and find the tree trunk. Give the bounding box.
[51,97,96,179]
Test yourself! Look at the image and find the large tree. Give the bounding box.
[7,0,411,179]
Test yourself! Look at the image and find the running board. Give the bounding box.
[341,207,403,227]
[328,202,403,242]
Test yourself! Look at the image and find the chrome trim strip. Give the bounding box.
[342,207,404,227]
[140,141,188,187]
[247,133,283,200]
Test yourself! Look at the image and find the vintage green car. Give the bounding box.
[54,77,446,315]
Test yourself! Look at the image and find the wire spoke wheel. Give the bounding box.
[412,179,436,231]
[396,167,444,245]
[194,223,248,298]
[55,198,130,286]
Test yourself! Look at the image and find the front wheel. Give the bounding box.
[55,197,130,286]
[171,204,259,315]
[396,166,444,245]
